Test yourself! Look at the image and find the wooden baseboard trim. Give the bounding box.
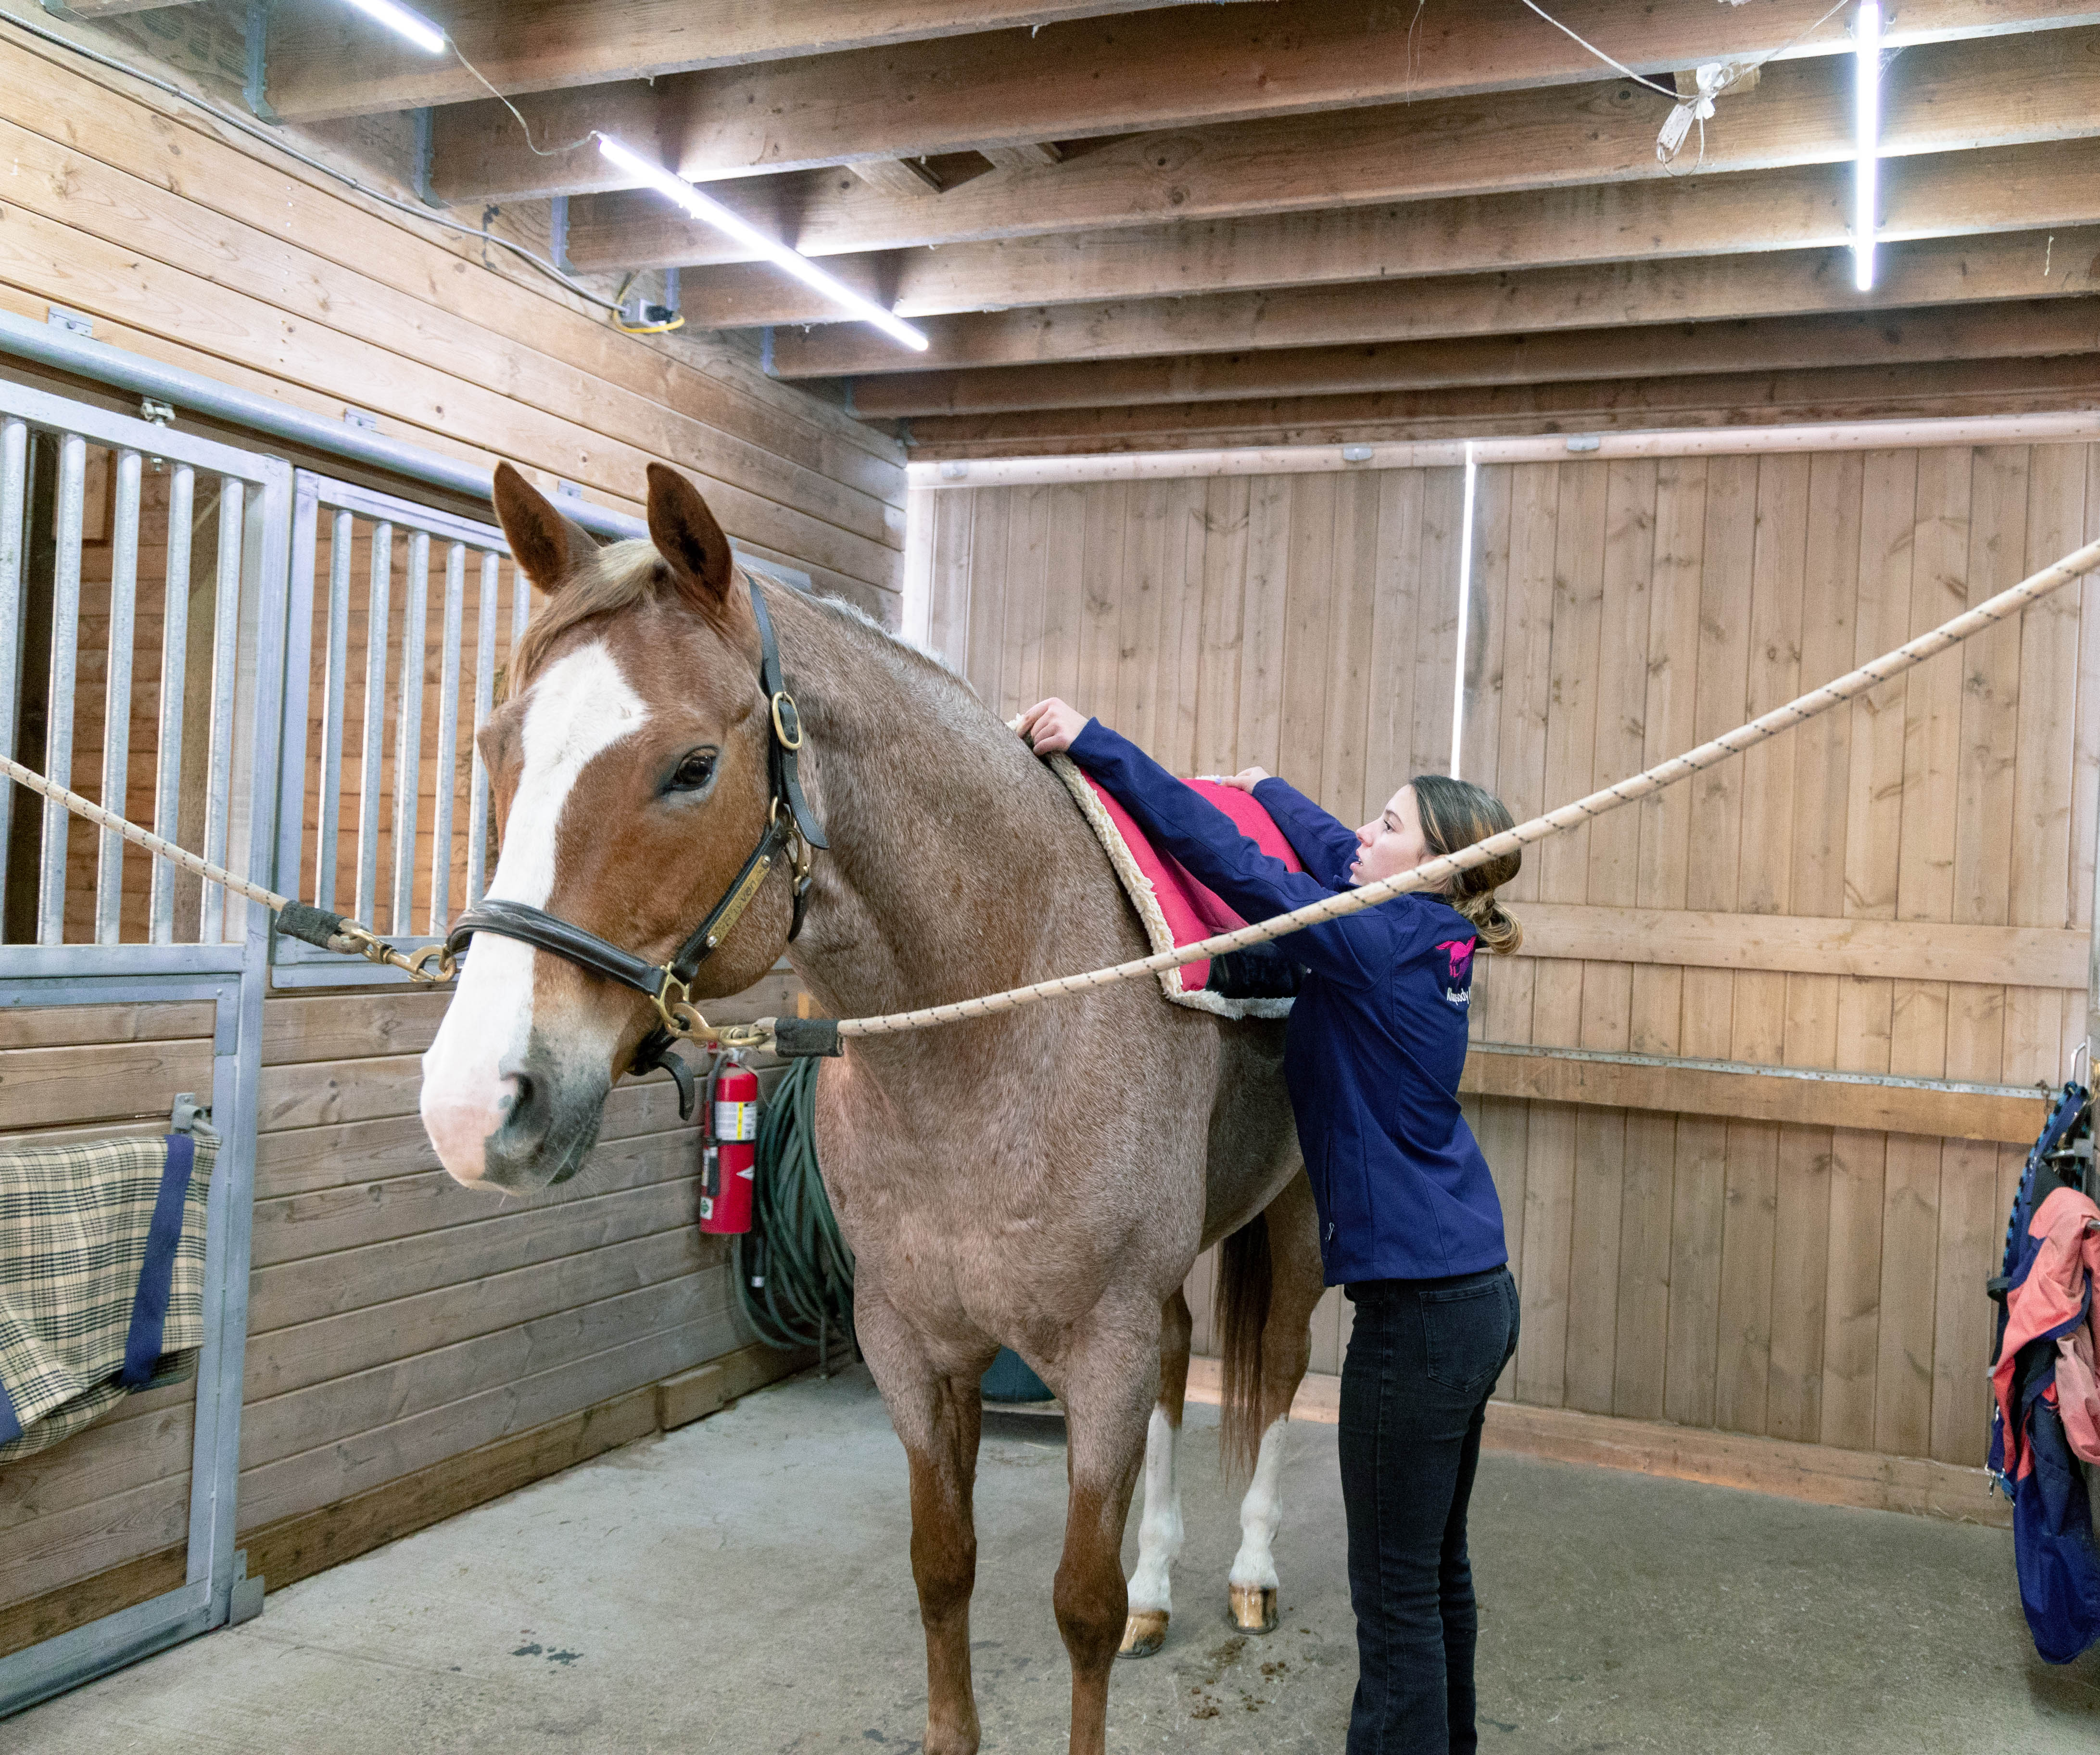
[243,1339,817,1595]
[0,1339,816,1661]
[0,1544,188,1662]
[1183,1359,2008,1528]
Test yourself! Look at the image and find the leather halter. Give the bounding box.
[445,574,827,1116]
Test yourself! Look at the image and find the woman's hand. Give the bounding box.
[1017,697,1090,756]
[1222,766,1270,792]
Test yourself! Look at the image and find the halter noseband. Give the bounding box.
[445,574,828,1117]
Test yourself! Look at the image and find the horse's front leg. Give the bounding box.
[1120,1288,1191,1659]
[1047,1307,1160,1755]
[857,1283,992,1755]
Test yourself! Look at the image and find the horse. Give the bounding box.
[417,461,1333,1755]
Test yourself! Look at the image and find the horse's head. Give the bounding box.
[420,462,802,1192]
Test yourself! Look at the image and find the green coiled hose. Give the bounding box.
[734,1056,856,1374]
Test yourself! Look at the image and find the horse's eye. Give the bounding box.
[668,749,717,793]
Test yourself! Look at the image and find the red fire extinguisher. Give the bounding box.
[699,1056,759,1235]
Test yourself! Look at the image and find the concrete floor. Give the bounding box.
[12,1364,2099,1754]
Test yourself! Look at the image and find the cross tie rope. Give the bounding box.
[6,532,2100,1052]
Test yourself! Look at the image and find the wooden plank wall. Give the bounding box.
[1460,444,2097,1468]
[917,442,2100,1473]
[918,465,1469,1375]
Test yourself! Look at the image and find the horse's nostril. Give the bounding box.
[506,1070,534,1118]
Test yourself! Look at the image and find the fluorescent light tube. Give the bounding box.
[1853,1,1881,292]
[596,135,929,352]
[340,0,447,54]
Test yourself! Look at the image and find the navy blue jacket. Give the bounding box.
[1066,721,1508,1284]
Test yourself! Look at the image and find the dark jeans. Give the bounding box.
[1339,1266,1520,1755]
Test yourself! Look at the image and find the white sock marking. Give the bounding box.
[421,642,647,1181]
[1228,1417,1290,1590]
[1126,1405,1182,1615]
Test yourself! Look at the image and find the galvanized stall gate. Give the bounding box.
[0,321,810,1713]
[0,376,292,1712]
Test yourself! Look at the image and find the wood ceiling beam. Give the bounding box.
[260,0,1189,123]
[897,354,2100,458]
[423,1,2100,200]
[558,32,2100,268]
[847,159,947,198]
[767,229,2100,379]
[612,137,2100,335]
[48,1,200,14]
[842,300,2100,417]
[462,25,2100,216]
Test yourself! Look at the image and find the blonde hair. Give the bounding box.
[1409,774,1523,956]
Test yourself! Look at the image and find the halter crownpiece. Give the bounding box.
[444,573,831,1115]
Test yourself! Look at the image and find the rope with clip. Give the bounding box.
[0,750,453,982]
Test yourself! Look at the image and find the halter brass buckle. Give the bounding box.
[770,690,804,751]
[653,970,706,1039]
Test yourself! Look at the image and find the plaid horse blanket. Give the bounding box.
[0,1130,216,1462]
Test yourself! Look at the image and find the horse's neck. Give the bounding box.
[782,600,1088,1023]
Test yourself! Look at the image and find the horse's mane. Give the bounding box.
[798,585,971,690]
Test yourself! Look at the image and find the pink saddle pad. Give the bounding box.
[1078,774,1304,996]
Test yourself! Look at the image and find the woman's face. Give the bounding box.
[1350,784,1439,888]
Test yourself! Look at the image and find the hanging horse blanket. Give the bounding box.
[1043,751,1305,1020]
[0,1130,216,1462]
[1988,1083,2100,1665]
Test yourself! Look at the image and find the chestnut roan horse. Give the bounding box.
[418,463,1328,1755]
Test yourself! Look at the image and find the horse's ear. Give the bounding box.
[645,462,736,612]
[492,462,599,596]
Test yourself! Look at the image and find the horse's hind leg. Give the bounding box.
[1119,1288,1192,1659]
[1228,1170,1325,1635]
[857,1285,990,1755]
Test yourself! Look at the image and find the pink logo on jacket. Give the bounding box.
[1436,938,1477,984]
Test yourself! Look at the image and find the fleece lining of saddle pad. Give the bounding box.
[1041,751,1302,1021]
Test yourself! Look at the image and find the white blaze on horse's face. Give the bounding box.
[420,641,649,1190]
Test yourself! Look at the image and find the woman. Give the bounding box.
[1016,696,1524,1755]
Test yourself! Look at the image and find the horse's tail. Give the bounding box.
[1214,1211,1273,1481]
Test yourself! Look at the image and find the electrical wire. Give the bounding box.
[609,269,685,335]
[734,1057,856,1374]
[0,8,624,315]
[1513,0,1860,168]
[1512,0,1679,98]
[449,38,595,157]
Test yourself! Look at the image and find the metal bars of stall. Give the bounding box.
[462,550,502,907]
[35,432,85,945]
[0,392,263,950]
[92,449,141,943]
[146,462,195,943]
[0,418,26,913]
[274,473,516,986]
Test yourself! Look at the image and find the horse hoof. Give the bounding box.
[1228,1584,1278,1635]
[1118,1609,1169,1658]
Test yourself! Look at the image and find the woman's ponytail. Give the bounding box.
[1409,774,1524,956]
[1453,890,1523,957]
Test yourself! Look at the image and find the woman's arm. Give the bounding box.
[1250,776,1361,892]
[1061,719,1399,986]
